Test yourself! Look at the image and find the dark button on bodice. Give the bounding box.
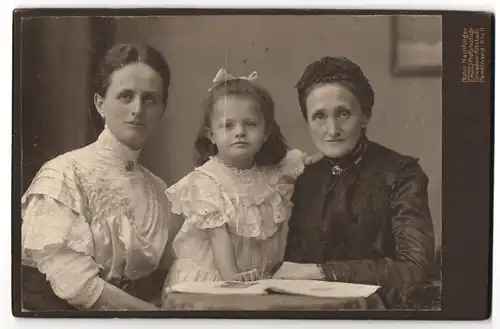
[125,161,134,171]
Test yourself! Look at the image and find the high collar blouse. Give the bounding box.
[21,126,174,309]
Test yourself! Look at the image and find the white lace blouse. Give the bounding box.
[163,150,306,286]
[21,126,174,309]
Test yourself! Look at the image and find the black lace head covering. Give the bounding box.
[295,56,375,120]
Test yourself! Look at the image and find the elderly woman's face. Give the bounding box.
[305,83,368,159]
[95,62,165,150]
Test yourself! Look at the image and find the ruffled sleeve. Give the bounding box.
[165,171,235,231]
[21,158,105,309]
[21,158,93,258]
[271,149,307,203]
[277,149,307,183]
[29,236,106,310]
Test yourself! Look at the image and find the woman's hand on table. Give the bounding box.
[235,268,260,282]
[272,261,323,280]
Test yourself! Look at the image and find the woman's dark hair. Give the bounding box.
[295,56,375,120]
[194,78,288,167]
[94,43,171,102]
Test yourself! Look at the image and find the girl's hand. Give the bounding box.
[272,261,323,280]
[304,152,324,165]
[235,268,260,282]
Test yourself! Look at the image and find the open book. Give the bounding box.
[167,279,380,299]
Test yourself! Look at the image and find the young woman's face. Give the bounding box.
[207,95,268,168]
[305,83,368,159]
[94,62,165,150]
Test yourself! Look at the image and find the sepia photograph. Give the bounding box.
[11,9,492,319]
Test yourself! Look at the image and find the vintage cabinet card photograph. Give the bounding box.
[11,9,493,320]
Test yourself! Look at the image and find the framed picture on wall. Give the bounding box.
[390,15,443,76]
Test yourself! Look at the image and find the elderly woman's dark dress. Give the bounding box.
[285,136,435,278]
[279,56,439,309]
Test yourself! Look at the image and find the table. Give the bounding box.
[163,292,386,311]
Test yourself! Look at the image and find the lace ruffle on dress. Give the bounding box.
[164,150,306,286]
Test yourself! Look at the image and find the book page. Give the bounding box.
[168,279,380,298]
[167,280,269,295]
[259,279,381,299]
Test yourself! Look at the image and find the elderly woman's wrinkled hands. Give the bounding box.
[272,261,323,280]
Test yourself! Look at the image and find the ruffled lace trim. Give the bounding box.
[165,259,221,288]
[21,197,95,271]
[21,158,94,262]
[21,150,169,281]
[165,149,306,240]
[165,173,237,230]
[76,156,166,280]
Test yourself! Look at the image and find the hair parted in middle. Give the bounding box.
[194,74,288,167]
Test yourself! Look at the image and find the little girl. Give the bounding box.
[163,68,320,292]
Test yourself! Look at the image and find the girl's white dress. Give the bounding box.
[21,126,178,309]
[163,150,306,287]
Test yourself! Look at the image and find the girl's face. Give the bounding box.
[94,62,165,150]
[305,83,368,159]
[206,95,268,169]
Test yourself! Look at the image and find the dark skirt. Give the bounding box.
[21,266,167,311]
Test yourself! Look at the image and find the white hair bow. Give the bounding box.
[208,68,258,91]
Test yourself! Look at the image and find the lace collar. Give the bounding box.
[200,156,263,185]
[95,125,142,171]
[209,156,257,173]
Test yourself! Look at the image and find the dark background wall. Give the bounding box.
[21,17,115,190]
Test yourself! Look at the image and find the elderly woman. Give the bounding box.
[21,43,181,311]
[273,56,437,307]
